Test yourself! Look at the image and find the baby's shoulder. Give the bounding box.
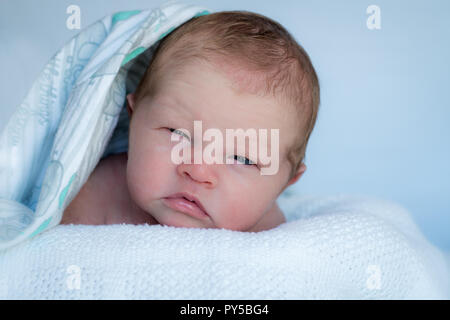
[60,153,127,225]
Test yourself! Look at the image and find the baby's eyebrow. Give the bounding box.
[149,97,190,119]
[154,95,191,113]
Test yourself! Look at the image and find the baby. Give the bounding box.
[60,10,320,232]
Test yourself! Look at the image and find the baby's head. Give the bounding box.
[125,11,320,231]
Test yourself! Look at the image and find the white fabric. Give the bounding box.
[0,194,448,299]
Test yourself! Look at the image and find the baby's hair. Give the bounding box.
[134,11,320,181]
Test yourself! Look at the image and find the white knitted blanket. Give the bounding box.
[0,194,448,299]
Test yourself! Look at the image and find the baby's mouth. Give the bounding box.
[162,193,209,219]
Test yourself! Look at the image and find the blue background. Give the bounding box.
[0,0,449,250]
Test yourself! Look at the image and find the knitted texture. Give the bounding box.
[0,194,448,299]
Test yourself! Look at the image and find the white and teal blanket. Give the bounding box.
[0,2,210,250]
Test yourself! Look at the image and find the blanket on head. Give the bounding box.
[0,194,449,299]
[0,2,448,299]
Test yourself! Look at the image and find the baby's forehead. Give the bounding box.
[149,76,294,128]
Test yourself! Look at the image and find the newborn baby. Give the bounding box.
[61,10,320,232]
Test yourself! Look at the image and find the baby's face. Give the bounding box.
[126,61,302,231]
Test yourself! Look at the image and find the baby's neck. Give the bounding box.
[247,202,286,232]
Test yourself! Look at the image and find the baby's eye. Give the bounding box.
[168,128,190,142]
[233,155,256,166]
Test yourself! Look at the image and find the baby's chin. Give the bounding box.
[149,210,248,231]
[152,214,274,232]
[156,216,214,229]
[148,207,213,229]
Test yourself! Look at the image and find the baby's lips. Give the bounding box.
[165,192,209,216]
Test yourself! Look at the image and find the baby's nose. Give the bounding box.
[177,163,217,188]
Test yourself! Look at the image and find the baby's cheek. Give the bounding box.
[127,145,174,202]
[222,188,266,230]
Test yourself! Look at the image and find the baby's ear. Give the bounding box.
[126,93,136,117]
[285,163,307,188]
